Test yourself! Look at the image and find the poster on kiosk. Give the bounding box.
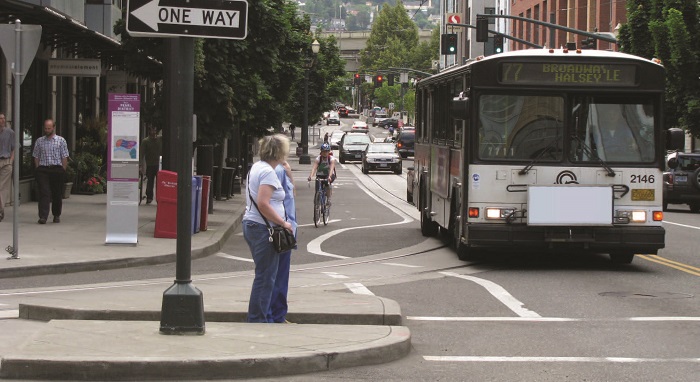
[106,93,141,244]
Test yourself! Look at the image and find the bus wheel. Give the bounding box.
[609,252,634,264]
[689,203,700,213]
[420,207,438,237]
[455,242,476,261]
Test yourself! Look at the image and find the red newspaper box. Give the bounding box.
[154,170,178,238]
[200,175,211,231]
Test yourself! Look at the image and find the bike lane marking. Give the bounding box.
[439,271,541,318]
[305,180,413,259]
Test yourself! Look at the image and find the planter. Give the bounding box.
[63,183,73,199]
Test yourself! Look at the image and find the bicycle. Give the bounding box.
[311,177,331,227]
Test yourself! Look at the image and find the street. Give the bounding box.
[1,116,699,381]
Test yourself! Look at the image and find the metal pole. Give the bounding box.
[299,66,311,164]
[11,20,21,259]
[159,37,204,335]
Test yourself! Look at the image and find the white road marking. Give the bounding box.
[663,221,700,230]
[345,282,375,295]
[440,271,541,318]
[306,181,413,258]
[409,316,700,322]
[216,253,254,263]
[297,219,341,228]
[0,310,19,319]
[408,316,576,322]
[424,356,700,363]
[381,262,423,268]
[322,272,349,279]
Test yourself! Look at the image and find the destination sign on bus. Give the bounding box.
[500,63,637,86]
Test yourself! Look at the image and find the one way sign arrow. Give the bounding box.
[127,0,248,40]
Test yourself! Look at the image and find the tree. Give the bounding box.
[619,0,700,137]
[360,1,419,71]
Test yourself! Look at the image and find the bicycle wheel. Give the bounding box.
[323,194,330,225]
[313,191,322,228]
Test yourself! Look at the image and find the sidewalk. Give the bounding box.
[0,138,412,380]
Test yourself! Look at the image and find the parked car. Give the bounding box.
[378,118,399,130]
[362,143,402,174]
[327,112,341,125]
[395,130,415,158]
[663,151,700,212]
[329,130,345,150]
[338,133,372,163]
[350,120,369,133]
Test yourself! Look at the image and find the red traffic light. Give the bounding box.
[377,75,383,82]
[354,73,360,78]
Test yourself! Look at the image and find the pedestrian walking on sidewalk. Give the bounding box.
[140,126,162,204]
[0,112,15,222]
[33,119,69,224]
[270,160,297,323]
[242,134,293,323]
[289,123,296,141]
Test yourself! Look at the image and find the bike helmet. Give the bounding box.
[321,143,331,151]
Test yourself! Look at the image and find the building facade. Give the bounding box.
[0,0,154,202]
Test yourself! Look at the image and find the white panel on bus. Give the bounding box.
[527,185,613,226]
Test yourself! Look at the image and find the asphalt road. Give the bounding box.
[2,116,699,381]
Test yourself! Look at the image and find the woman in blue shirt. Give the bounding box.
[243,134,292,323]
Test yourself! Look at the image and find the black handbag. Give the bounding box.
[248,176,297,253]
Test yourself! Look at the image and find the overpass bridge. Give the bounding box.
[318,29,433,72]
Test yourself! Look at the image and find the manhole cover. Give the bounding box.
[599,291,694,299]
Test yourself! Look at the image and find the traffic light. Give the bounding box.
[353,73,361,85]
[441,33,458,55]
[581,37,597,49]
[373,75,384,88]
[387,75,394,87]
[476,16,488,42]
[494,34,504,54]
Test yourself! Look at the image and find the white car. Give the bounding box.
[327,112,341,125]
[329,130,345,149]
[350,121,369,133]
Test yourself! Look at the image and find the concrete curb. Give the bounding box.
[0,322,411,380]
[18,295,403,326]
[0,207,243,279]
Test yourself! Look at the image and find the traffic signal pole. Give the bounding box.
[447,22,542,48]
[474,14,618,45]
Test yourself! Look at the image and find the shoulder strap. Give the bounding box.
[247,172,286,229]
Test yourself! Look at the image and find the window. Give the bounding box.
[478,94,564,160]
[569,97,655,163]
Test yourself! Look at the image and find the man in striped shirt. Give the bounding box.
[33,119,70,224]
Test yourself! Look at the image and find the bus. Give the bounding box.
[406,49,685,264]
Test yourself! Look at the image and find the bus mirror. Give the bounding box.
[666,128,684,151]
[451,96,469,120]
[667,157,679,169]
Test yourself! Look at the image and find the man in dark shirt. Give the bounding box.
[140,127,162,204]
[0,112,15,222]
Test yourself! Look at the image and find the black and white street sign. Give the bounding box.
[127,0,248,39]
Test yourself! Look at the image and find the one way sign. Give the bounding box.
[127,0,248,39]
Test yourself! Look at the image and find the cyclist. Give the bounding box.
[307,143,336,205]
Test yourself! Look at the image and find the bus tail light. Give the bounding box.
[614,210,648,223]
[653,211,663,221]
[397,142,403,148]
[468,207,479,218]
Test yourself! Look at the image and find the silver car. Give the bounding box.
[361,142,402,174]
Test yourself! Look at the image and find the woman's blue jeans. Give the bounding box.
[243,220,281,323]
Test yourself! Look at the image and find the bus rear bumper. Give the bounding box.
[465,225,665,254]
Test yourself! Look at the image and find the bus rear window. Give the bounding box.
[478,94,564,161]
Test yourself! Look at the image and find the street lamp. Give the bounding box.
[299,39,321,165]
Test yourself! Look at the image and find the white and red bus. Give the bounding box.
[407,49,684,264]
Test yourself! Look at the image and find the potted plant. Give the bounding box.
[63,164,76,199]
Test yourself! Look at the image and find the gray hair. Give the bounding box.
[258,134,290,162]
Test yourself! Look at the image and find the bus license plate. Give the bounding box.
[631,189,655,201]
[675,175,687,182]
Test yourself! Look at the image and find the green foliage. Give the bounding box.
[360,1,419,71]
[619,0,700,137]
[69,152,105,193]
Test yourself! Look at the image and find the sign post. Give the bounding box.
[0,20,42,260]
[127,0,248,335]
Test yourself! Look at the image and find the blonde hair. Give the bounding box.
[258,134,290,162]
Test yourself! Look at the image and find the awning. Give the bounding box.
[0,0,157,71]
